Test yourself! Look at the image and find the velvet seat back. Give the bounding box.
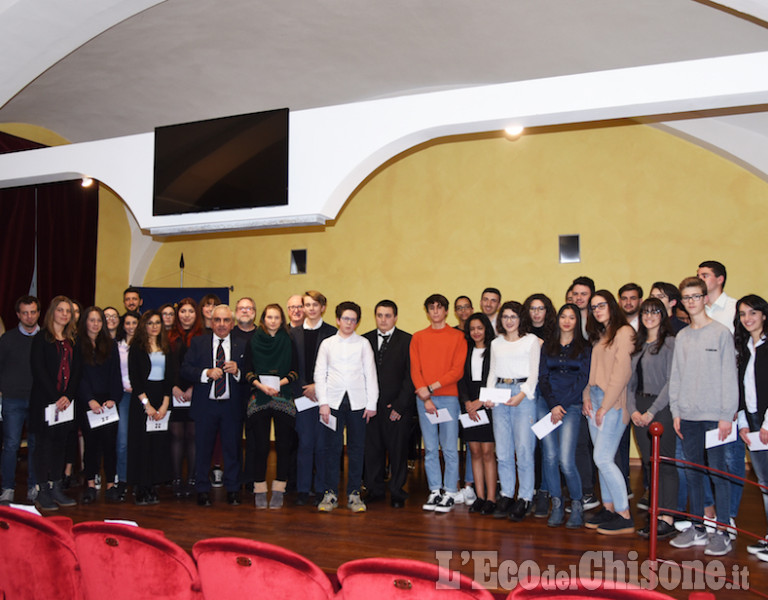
[72,521,202,600]
[336,557,495,600]
[192,537,335,600]
[0,506,82,600]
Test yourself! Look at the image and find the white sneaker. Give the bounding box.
[422,490,442,511]
[758,549,768,563]
[434,491,456,513]
[727,518,737,541]
[463,485,477,505]
[0,488,14,504]
[453,489,465,505]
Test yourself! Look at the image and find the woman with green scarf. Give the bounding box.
[244,304,298,509]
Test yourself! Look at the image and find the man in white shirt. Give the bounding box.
[697,260,737,334]
[316,301,378,513]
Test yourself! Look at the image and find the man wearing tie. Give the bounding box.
[362,300,414,508]
[182,305,246,506]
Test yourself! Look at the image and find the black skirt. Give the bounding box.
[127,380,173,486]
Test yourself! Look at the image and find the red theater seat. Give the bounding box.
[507,577,677,599]
[0,505,82,600]
[73,521,202,600]
[336,557,495,600]
[192,537,335,600]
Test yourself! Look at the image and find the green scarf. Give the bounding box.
[248,327,293,406]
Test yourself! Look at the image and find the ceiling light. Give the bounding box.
[81,177,94,187]
[504,125,524,138]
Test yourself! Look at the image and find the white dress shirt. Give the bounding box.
[314,333,379,411]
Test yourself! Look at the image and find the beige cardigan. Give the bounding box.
[584,325,634,425]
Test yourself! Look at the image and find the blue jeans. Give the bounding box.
[492,383,536,501]
[679,419,730,526]
[676,436,688,513]
[416,395,459,493]
[701,439,744,520]
[1,398,36,490]
[295,405,326,494]
[116,391,131,482]
[541,404,582,502]
[323,396,366,496]
[535,390,549,493]
[586,386,628,512]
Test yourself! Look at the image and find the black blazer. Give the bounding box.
[181,333,247,420]
[738,341,768,424]
[128,344,175,406]
[458,342,491,407]
[29,333,82,433]
[289,322,337,395]
[363,328,414,416]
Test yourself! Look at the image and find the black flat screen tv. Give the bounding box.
[153,108,289,216]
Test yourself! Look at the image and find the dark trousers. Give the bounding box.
[82,421,117,482]
[194,400,242,493]
[631,394,677,512]
[575,414,596,494]
[245,407,295,482]
[615,425,631,491]
[324,396,366,497]
[295,405,326,494]
[364,408,410,501]
[34,422,72,483]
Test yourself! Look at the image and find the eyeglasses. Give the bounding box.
[161,312,175,317]
[237,306,255,312]
[529,306,546,312]
[104,314,119,321]
[455,304,472,311]
[590,302,608,312]
[501,315,519,321]
[339,316,358,324]
[287,305,303,311]
[641,309,662,315]
[681,294,705,302]
[147,320,162,327]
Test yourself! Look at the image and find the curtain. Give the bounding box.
[0,188,37,327]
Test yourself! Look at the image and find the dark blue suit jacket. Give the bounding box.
[181,332,247,421]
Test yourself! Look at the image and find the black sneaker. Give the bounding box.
[637,492,650,511]
[105,486,124,503]
[585,507,615,529]
[638,520,677,540]
[82,487,97,504]
[480,500,497,515]
[581,493,600,511]
[493,496,513,519]
[533,490,550,518]
[295,492,309,506]
[747,538,768,555]
[597,513,635,535]
[508,498,532,522]
[469,498,486,513]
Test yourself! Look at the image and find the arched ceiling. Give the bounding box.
[1,0,767,144]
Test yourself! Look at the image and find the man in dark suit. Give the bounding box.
[363,300,414,508]
[290,290,337,505]
[181,305,246,506]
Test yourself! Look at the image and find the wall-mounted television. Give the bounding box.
[153,108,288,216]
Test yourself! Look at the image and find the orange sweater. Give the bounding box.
[409,325,467,397]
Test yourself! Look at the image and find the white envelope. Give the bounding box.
[172,395,190,408]
[86,404,119,429]
[479,387,511,404]
[320,413,337,431]
[45,401,74,426]
[294,396,316,412]
[425,408,453,424]
[705,423,737,449]
[459,409,489,429]
[746,431,768,452]
[259,375,281,391]
[146,410,171,432]
[531,412,564,440]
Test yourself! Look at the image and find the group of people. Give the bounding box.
[0,260,767,563]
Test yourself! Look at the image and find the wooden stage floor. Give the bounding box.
[10,455,768,599]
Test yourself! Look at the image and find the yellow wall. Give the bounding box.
[142,121,768,334]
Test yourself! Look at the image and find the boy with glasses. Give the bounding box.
[669,277,738,556]
[316,302,378,512]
